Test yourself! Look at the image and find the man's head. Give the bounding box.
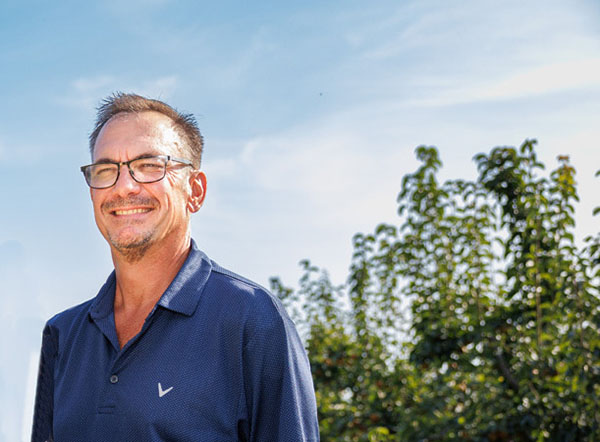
[90,92,204,168]
[86,94,206,262]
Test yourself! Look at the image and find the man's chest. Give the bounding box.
[53,310,245,441]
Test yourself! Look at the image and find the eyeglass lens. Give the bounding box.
[84,157,168,188]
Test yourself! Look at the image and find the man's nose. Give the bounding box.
[113,164,142,195]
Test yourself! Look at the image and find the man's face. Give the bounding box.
[90,111,205,260]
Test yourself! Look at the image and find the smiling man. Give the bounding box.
[31,93,319,441]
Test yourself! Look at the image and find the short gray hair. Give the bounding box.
[89,92,204,168]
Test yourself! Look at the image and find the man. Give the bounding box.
[31,93,319,441]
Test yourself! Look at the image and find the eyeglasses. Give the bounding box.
[80,155,194,189]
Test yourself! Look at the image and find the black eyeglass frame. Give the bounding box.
[80,155,195,189]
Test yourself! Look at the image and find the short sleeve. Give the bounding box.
[31,323,58,442]
[238,300,319,442]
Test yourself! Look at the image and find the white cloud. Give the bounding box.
[353,0,599,64]
[409,58,600,107]
[197,74,600,286]
[334,0,600,112]
[241,132,374,194]
[193,106,414,286]
[482,58,600,99]
[212,107,411,232]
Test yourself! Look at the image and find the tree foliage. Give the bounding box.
[271,140,600,441]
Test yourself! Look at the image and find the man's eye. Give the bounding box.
[137,161,163,170]
[92,165,116,177]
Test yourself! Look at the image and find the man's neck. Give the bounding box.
[111,234,192,313]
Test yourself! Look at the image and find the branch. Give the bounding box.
[495,348,520,392]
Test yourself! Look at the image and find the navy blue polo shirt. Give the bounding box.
[31,240,319,441]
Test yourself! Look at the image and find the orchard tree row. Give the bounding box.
[271,140,600,441]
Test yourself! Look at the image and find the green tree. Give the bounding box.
[271,140,600,441]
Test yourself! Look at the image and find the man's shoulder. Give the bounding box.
[204,261,287,320]
[46,298,95,330]
[209,262,270,295]
[204,262,304,355]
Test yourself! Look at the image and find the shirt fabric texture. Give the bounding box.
[31,240,319,441]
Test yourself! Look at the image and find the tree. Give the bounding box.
[271,140,600,441]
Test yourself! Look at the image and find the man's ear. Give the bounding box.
[187,171,207,213]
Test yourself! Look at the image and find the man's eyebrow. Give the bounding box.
[93,152,161,164]
[93,158,116,164]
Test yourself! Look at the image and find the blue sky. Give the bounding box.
[1,1,599,440]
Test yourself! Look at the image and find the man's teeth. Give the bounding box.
[114,208,151,215]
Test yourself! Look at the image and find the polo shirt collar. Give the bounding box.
[157,239,212,316]
[89,239,213,320]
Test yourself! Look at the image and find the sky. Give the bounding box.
[1,0,599,440]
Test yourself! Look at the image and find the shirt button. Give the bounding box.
[110,374,119,384]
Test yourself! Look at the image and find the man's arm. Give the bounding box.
[31,324,57,442]
[238,303,319,442]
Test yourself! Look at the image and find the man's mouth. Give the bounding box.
[103,197,158,217]
[111,208,153,216]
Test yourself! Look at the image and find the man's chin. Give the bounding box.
[109,234,154,263]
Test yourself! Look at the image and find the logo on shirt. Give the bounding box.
[158,382,174,398]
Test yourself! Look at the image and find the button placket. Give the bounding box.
[98,372,119,414]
